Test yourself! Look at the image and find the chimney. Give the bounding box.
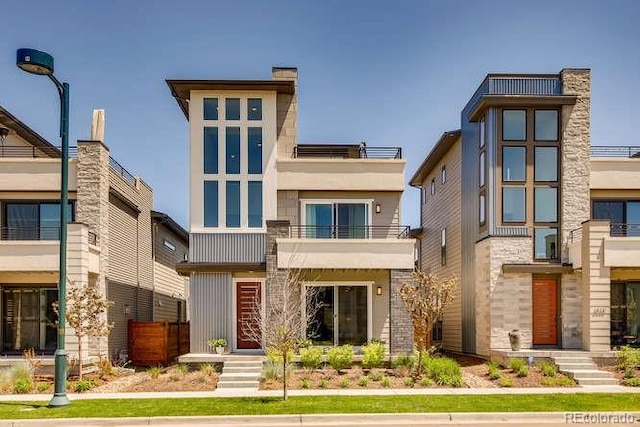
[91,109,105,142]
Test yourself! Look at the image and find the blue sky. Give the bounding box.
[2,0,639,228]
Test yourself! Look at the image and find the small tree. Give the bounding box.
[400,270,456,376]
[54,279,114,380]
[241,268,320,401]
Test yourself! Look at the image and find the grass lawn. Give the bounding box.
[0,394,639,420]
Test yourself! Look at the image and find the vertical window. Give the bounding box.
[441,165,446,184]
[479,116,485,148]
[479,193,486,225]
[226,181,240,227]
[502,110,526,141]
[534,110,558,141]
[203,181,218,227]
[479,151,486,187]
[534,187,558,222]
[502,187,526,222]
[502,146,526,181]
[203,127,218,174]
[534,227,558,259]
[440,228,446,266]
[248,181,263,228]
[430,179,436,195]
[225,98,240,120]
[225,127,240,174]
[247,98,262,121]
[203,98,218,121]
[247,127,262,174]
[534,147,558,181]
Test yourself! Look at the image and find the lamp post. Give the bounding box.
[16,48,70,408]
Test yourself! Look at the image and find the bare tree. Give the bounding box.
[54,279,114,380]
[400,270,456,376]
[241,268,320,401]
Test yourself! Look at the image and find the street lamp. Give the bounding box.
[16,48,70,408]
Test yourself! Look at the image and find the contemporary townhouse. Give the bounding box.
[0,107,188,365]
[167,67,416,355]
[412,69,590,356]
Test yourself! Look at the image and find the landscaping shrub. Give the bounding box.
[486,360,501,380]
[37,382,49,392]
[618,346,640,370]
[13,378,33,394]
[339,378,350,388]
[370,370,384,382]
[392,353,416,369]
[515,365,529,378]
[74,378,96,393]
[499,377,514,387]
[508,358,526,372]
[538,361,557,377]
[266,347,295,364]
[624,367,636,379]
[96,356,116,378]
[148,366,161,379]
[423,356,462,387]
[362,341,385,369]
[300,347,323,370]
[327,345,354,372]
[300,379,311,389]
[541,375,575,387]
[404,377,415,388]
[420,377,433,387]
[176,364,189,375]
[623,378,640,387]
[199,363,216,377]
[318,379,329,389]
[381,376,391,388]
[358,376,369,387]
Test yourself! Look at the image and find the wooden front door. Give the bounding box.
[532,278,558,346]
[236,282,261,350]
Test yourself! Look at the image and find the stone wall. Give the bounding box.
[272,68,298,159]
[265,220,294,347]
[561,272,584,348]
[389,269,414,353]
[277,190,299,224]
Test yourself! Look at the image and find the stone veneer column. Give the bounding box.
[581,220,611,351]
[66,223,90,364]
[272,67,298,158]
[389,269,414,354]
[265,220,293,347]
[76,140,110,357]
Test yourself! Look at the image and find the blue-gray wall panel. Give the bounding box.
[488,77,561,96]
[190,273,232,353]
[190,233,266,263]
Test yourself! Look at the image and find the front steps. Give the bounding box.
[217,358,264,389]
[552,356,618,386]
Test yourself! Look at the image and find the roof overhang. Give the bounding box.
[409,130,461,187]
[166,79,296,120]
[151,210,188,243]
[468,95,577,122]
[175,262,266,276]
[502,263,573,274]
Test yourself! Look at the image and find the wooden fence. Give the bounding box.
[128,320,190,366]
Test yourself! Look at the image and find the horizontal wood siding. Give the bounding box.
[108,194,137,285]
[128,321,190,366]
[419,138,463,352]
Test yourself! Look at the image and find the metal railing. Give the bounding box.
[1,226,61,241]
[289,225,411,239]
[109,156,136,186]
[591,146,640,158]
[293,145,402,159]
[610,223,640,237]
[0,145,78,158]
[488,226,530,237]
[570,227,582,243]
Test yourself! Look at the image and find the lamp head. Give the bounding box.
[17,48,54,76]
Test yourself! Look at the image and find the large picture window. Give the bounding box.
[3,202,74,240]
[535,110,558,141]
[502,188,526,222]
[534,147,558,182]
[502,110,526,141]
[503,146,526,181]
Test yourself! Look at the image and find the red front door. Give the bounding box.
[236,282,261,350]
[532,278,558,346]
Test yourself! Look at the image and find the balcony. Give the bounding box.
[279,145,406,192]
[568,222,640,269]
[0,145,78,158]
[276,225,415,270]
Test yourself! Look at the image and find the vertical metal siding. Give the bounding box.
[488,77,561,95]
[190,233,266,263]
[190,273,232,353]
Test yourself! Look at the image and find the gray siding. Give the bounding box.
[107,280,152,359]
[190,273,232,353]
[190,233,265,263]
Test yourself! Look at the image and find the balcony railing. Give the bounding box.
[1,227,98,244]
[489,226,530,237]
[591,146,640,158]
[610,223,640,237]
[109,156,136,186]
[289,225,411,239]
[570,227,582,243]
[293,144,402,159]
[0,145,78,158]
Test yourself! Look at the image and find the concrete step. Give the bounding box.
[555,363,597,370]
[553,357,595,364]
[219,372,261,381]
[563,369,615,379]
[223,361,264,368]
[217,380,260,388]
[576,378,620,386]
[222,366,263,374]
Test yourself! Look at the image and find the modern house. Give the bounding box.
[167,67,416,355]
[411,68,639,360]
[0,106,188,365]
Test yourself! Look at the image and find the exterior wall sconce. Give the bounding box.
[375,203,381,214]
[376,286,383,296]
[124,304,131,316]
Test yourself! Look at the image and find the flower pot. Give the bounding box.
[508,329,521,351]
[215,346,225,354]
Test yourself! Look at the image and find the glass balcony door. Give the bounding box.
[303,202,370,239]
[306,284,369,346]
[2,288,57,354]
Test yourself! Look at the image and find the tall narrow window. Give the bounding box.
[226,181,240,227]
[534,147,558,181]
[534,227,557,260]
[203,127,218,174]
[479,192,486,225]
[502,110,526,141]
[248,127,262,174]
[503,187,526,222]
[441,165,446,184]
[203,98,218,120]
[248,181,263,228]
[479,116,486,148]
[502,146,526,181]
[203,181,218,227]
[440,228,446,266]
[534,110,558,141]
[430,179,436,195]
[247,98,262,120]
[479,151,486,187]
[534,187,558,222]
[225,98,240,120]
[225,127,240,174]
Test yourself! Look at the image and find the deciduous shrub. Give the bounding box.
[618,346,640,370]
[508,358,526,372]
[327,345,354,372]
[74,378,96,393]
[538,361,557,377]
[13,378,33,394]
[362,341,385,369]
[423,356,462,387]
[300,347,323,370]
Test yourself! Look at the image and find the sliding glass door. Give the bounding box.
[2,288,57,354]
[303,201,370,238]
[306,284,369,346]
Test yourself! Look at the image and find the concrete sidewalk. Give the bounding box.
[0,384,638,402]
